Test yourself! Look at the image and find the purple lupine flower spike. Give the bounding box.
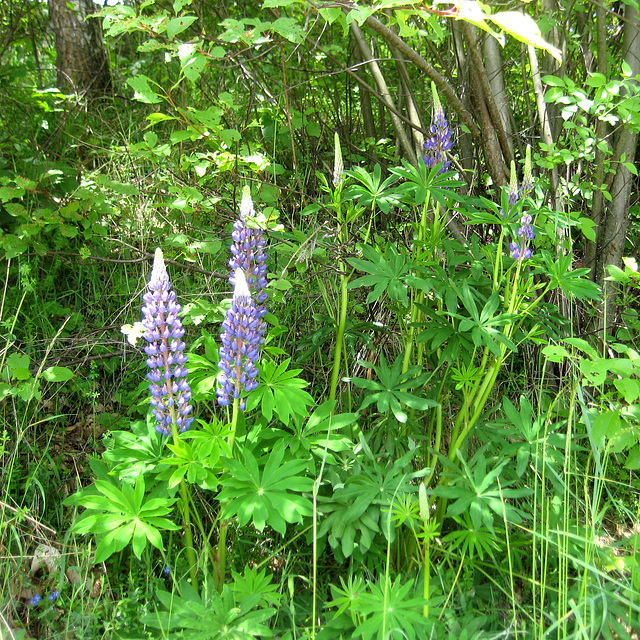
[423,82,453,173]
[216,269,266,410]
[509,208,535,262]
[229,187,268,303]
[142,248,193,435]
[217,188,267,410]
[506,153,535,261]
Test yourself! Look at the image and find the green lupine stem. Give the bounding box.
[169,406,198,589]
[329,261,350,403]
[435,258,550,527]
[216,396,241,591]
[227,395,241,454]
[328,197,374,405]
[402,193,434,374]
[423,527,431,618]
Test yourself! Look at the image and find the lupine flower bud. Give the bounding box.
[521,145,533,197]
[142,248,193,436]
[423,82,453,173]
[508,161,519,207]
[333,132,344,188]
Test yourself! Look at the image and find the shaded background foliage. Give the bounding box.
[1,0,640,638]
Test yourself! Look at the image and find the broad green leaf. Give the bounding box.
[126,75,163,104]
[42,366,74,382]
[489,11,562,62]
[166,15,197,39]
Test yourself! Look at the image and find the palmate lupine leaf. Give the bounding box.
[218,441,313,535]
[347,243,413,306]
[142,579,275,639]
[246,358,314,424]
[540,250,601,301]
[349,353,437,423]
[66,472,179,563]
[353,576,430,640]
[435,448,532,533]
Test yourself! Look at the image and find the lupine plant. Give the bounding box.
[215,186,268,589]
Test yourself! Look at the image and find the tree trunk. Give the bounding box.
[483,33,514,161]
[584,3,610,276]
[48,0,111,94]
[595,3,640,334]
[350,21,418,166]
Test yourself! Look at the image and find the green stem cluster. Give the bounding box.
[169,406,199,589]
[215,396,241,591]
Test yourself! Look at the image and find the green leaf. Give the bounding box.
[350,354,436,422]
[624,445,640,470]
[248,358,314,424]
[542,344,570,363]
[166,15,197,39]
[489,11,562,62]
[219,442,312,535]
[94,521,135,563]
[42,366,74,382]
[126,75,163,104]
[347,244,412,306]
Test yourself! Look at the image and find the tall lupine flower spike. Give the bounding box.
[216,268,266,410]
[217,188,267,409]
[422,82,453,173]
[333,132,344,188]
[142,248,193,436]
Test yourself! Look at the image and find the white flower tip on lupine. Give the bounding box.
[233,268,252,300]
[240,186,254,219]
[149,248,169,290]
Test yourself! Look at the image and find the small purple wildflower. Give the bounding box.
[509,213,535,261]
[423,83,453,173]
[217,188,267,410]
[48,590,60,602]
[30,594,41,606]
[502,159,535,261]
[163,566,171,576]
[141,248,193,436]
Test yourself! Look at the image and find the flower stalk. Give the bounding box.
[215,188,267,589]
[141,248,197,587]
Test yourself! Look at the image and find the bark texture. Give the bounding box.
[48,0,111,94]
[595,3,640,332]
